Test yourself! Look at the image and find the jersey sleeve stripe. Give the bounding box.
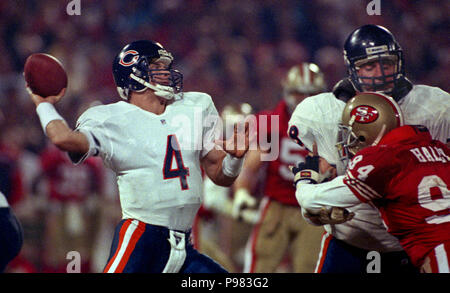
[353,180,380,199]
[344,178,372,202]
[346,171,382,199]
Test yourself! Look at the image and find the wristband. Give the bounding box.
[294,170,320,187]
[222,153,244,177]
[36,102,66,135]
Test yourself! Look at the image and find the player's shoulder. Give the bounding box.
[292,92,344,117]
[409,84,448,97]
[404,85,449,107]
[355,144,390,158]
[77,101,133,124]
[353,143,402,168]
[178,91,215,109]
[290,92,344,123]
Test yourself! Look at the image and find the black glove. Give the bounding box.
[332,78,356,103]
[291,156,328,186]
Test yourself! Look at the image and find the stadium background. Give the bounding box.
[0,0,448,272]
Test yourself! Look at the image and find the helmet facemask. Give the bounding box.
[336,116,378,169]
[336,117,361,169]
[347,50,404,95]
[128,56,183,100]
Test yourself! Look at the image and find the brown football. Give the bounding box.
[24,53,68,97]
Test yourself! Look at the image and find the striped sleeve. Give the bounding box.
[343,169,382,202]
[343,146,399,203]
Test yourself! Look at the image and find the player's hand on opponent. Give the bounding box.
[291,157,332,186]
[303,207,355,225]
[293,143,353,225]
[215,121,251,158]
[290,143,334,186]
[26,86,66,107]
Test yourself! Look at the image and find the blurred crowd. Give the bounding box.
[0,0,448,272]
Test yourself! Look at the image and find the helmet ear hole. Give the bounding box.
[358,136,366,142]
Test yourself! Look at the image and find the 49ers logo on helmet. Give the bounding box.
[351,105,379,123]
[119,50,139,67]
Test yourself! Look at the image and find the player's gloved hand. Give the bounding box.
[303,207,355,225]
[291,156,331,186]
[231,188,257,221]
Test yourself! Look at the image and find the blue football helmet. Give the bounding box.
[112,40,183,100]
[343,25,404,95]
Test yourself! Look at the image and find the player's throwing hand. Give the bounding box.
[27,86,66,107]
[215,121,251,158]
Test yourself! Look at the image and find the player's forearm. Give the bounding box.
[35,102,90,154]
[202,150,244,187]
[211,155,242,186]
[232,149,261,192]
[212,169,239,187]
[46,120,89,154]
[203,164,238,187]
[296,176,360,213]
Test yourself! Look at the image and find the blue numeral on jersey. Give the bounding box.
[163,135,190,190]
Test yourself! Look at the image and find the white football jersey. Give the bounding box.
[397,85,449,144]
[288,85,449,251]
[71,92,221,231]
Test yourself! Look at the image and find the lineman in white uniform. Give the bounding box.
[288,25,449,273]
[28,40,251,273]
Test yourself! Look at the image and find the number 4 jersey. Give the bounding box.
[343,125,450,268]
[70,92,221,231]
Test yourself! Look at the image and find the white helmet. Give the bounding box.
[282,63,327,110]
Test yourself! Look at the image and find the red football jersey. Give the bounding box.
[344,125,450,267]
[257,100,309,206]
[0,145,24,206]
[40,145,104,202]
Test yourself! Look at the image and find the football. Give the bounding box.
[24,53,68,97]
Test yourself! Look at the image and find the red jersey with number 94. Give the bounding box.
[343,125,450,267]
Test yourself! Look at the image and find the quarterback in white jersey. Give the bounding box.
[73,91,219,232]
[29,40,250,273]
[288,25,449,273]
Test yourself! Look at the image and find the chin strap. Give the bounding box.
[129,73,175,100]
